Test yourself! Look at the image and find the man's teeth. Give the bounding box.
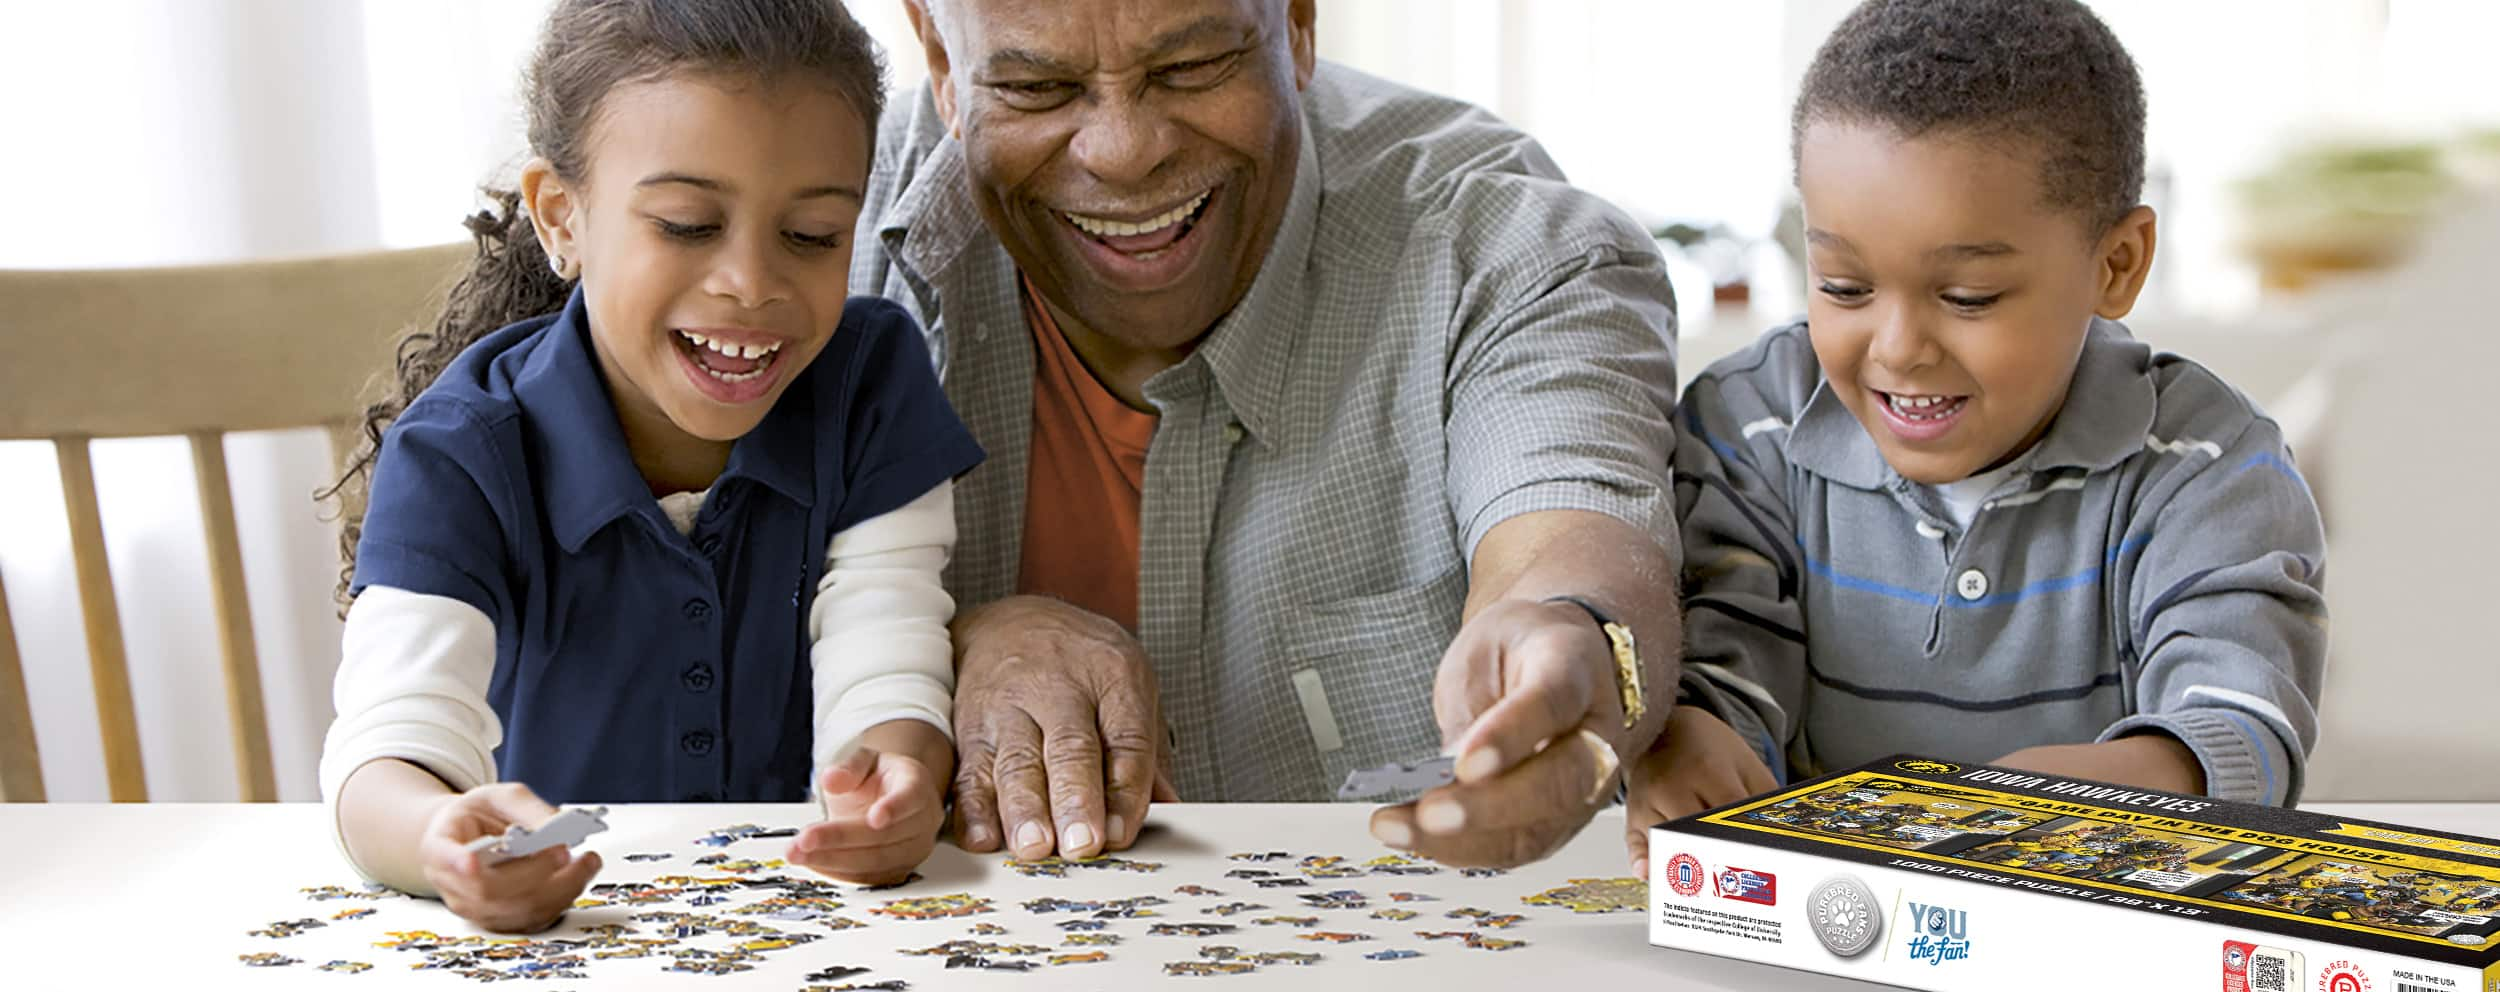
[1887,393,1964,420]
[1063,192,1209,238]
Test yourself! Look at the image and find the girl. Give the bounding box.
[317,0,982,933]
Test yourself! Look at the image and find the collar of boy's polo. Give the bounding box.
[1786,317,2157,491]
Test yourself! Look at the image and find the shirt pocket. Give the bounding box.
[1276,565,1468,801]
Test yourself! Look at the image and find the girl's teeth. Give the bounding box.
[1887,393,1963,420]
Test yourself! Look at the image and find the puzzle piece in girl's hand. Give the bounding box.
[1521,877,1648,914]
[1337,755,1456,799]
[468,806,609,865]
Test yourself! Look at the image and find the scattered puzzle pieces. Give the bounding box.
[1150,922,1239,937]
[247,918,326,939]
[1049,951,1110,966]
[1366,948,1423,961]
[316,960,370,973]
[872,893,994,920]
[1522,877,1648,914]
[238,952,299,967]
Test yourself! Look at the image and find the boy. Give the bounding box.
[1626,0,2327,874]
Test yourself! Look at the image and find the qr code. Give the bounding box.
[2252,953,2287,992]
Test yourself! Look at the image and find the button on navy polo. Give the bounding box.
[350,289,983,805]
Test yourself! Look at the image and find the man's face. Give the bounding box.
[912,0,1316,352]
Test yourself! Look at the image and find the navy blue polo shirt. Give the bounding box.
[351,289,982,804]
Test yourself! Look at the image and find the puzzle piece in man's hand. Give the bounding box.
[1336,755,1455,799]
[466,806,609,865]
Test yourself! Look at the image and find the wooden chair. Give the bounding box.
[0,244,467,802]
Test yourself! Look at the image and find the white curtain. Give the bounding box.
[2,0,2486,802]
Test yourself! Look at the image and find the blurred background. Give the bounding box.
[1,0,2493,803]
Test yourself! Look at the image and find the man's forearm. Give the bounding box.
[1468,509,1681,757]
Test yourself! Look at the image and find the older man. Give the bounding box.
[853,0,1681,869]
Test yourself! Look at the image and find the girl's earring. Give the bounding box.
[548,253,571,280]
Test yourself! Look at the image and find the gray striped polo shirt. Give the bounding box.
[1676,319,2326,805]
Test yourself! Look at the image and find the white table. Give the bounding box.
[1,801,2491,989]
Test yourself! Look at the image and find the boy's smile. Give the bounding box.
[1796,120,2156,486]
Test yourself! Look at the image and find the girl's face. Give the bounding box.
[527,72,869,466]
[1795,120,2154,485]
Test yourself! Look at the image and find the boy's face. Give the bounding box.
[1796,121,2153,485]
[528,73,869,449]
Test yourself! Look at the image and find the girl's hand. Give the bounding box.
[418,782,604,933]
[789,744,946,885]
[1623,706,1779,877]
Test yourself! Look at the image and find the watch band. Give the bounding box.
[1543,595,1645,730]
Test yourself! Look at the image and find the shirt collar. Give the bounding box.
[514,287,817,553]
[876,108,1322,444]
[1787,317,2157,491]
[1173,121,1320,443]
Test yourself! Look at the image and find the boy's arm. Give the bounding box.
[1666,378,1813,779]
[2090,416,2327,806]
[808,481,960,789]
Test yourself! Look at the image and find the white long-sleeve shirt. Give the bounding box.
[319,481,960,810]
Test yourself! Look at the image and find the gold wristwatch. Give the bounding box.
[1547,595,1644,730]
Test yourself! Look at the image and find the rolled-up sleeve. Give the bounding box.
[1444,247,1680,560]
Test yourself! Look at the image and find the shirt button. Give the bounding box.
[682,598,711,622]
[681,663,715,692]
[697,534,723,556]
[1223,422,1246,445]
[681,730,715,756]
[1956,569,1990,601]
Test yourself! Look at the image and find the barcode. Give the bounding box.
[2397,984,2442,992]
[2251,953,2286,992]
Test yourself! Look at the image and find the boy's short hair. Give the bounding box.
[1794,0,2147,232]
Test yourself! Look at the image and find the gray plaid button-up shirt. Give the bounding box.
[851,64,1678,801]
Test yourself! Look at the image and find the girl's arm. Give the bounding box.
[322,585,503,890]
[806,480,961,784]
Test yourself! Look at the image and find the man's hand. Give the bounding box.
[949,595,1178,861]
[418,783,604,934]
[1623,705,1779,877]
[1367,598,1632,868]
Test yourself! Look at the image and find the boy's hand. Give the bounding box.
[1624,705,1778,877]
[1994,735,2205,796]
[418,783,603,933]
[790,744,946,886]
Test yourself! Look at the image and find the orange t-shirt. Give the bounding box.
[1015,279,1155,632]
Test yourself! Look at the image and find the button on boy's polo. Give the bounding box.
[351,290,982,803]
